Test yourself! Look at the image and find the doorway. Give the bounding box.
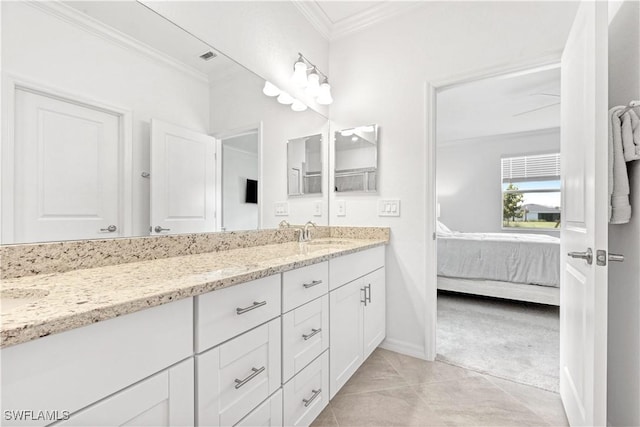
[218,129,260,232]
[432,64,563,392]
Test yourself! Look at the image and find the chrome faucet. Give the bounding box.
[302,221,317,242]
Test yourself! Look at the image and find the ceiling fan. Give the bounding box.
[513,93,560,117]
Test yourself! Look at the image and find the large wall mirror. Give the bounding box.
[1,1,329,244]
[334,125,379,193]
[287,134,323,197]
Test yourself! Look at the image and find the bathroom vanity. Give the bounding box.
[0,230,388,427]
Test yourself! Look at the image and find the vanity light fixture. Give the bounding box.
[263,81,280,97]
[290,52,333,105]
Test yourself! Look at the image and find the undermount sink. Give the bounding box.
[0,288,49,314]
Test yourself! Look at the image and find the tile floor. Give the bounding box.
[311,348,568,427]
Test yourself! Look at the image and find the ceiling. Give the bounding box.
[293,0,422,40]
[436,65,561,144]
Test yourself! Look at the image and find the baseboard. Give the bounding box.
[379,337,428,360]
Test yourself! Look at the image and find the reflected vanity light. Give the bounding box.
[277,92,294,105]
[291,99,308,112]
[262,81,280,97]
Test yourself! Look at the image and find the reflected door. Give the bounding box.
[150,119,217,235]
[11,88,122,243]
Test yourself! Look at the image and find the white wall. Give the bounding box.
[437,129,560,236]
[329,1,578,358]
[607,1,640,425]
[1,2,209,238]
[221,142,258,232]
[141,1,329,117]
[209,71,329,227]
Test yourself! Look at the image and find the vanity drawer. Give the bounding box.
[282,261,328,312]
[282,295,329,383]
[329,246,385,290]
[283,350,329,427]
[196,275,281,353]
[235,389,283,427]
[196,318,281,427]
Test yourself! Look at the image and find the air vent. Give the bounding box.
[199,51,217,61]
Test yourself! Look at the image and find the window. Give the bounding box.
[501,153,561,230]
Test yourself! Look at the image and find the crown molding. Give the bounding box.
[331,2,424,40]
[25,1,209,84]
[293,1,425,41]
[292,1,332,41]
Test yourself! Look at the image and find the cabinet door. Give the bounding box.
[363,267,386,360]
[329,279,364,399]
[58,358,194,426]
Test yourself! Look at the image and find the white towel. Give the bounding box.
[621,108,640,161]
[608,106,632,224]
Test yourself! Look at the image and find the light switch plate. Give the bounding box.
[378,199,400,217]
[313,201,322,217]
[274,202,289,216]
[336,200,346,216]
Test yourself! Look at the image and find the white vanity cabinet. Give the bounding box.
[1,298,194,427]
[328,247,386,398]
[56,358,194,427]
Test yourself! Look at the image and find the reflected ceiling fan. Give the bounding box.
[513,93,560,117]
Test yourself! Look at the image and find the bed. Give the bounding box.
[436,221,560,306]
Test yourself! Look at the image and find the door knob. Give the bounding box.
[567,248,593,265]
[100,225,117,232]
[154,226,171,233]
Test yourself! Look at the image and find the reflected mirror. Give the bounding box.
[334,125,379,193]
[1,1,329,243]
[287,134,323,196]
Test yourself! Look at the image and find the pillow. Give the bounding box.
[436,220,452,234]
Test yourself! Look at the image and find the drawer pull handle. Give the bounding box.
[302,389,322,407]
[303,279,323,289]
[236,301,267,315]
[302,328,322,341]
[234,366,265,389]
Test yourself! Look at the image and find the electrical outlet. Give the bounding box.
[274,202,289,216]
[336,200,346,216]
[313,201,322,217]
[378,199,400,217]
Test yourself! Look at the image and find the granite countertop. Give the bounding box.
[0,237,387,349]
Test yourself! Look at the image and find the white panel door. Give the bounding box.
[150,119,216,235]
[560,2,609,425]
[13,88,122,243]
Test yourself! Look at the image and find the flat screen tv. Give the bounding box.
[245,179,258,204]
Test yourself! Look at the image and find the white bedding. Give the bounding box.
[437,231,560,287]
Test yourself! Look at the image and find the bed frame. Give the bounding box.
[437,276,560,306]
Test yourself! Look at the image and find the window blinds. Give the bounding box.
[501,153,560,182]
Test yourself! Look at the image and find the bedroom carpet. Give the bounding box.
[436,291,560,392]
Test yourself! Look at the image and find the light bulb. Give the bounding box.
[305,69,320,97]
[291,99,307,112]
[262,81,280,97]
[291,59,308,87]
[277,92,294,105]
[316,80,333,105]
